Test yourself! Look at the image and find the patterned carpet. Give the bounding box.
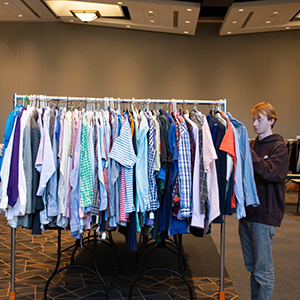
[0,186,299,300]
[0,214,238,300]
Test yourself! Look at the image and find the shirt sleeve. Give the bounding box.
[251,143,289,183]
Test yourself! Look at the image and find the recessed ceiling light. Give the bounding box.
[266,20,271,23]
[18,14,23,18]
[4,2,9,5]
[117,1,123,4]
[273,11,278,14]
[232,20,237,24]
[148,10,153,14]
[150,20,154,23]
[185,20,190,24]
[187,8,192,12]
[184,31,189,34]
[126,25,131,28]
[227,31,232,34]
[286,26,290,29]
[239,8,244,12]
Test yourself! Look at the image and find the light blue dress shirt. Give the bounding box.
[227,113,260,209]
[135,111,149,214]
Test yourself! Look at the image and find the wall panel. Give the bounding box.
[240,33,267,137]
[19,23,45,94]
[44,23,69,96]
[0,23,20,132]
[265,31,292,139]
[0,22,300,139]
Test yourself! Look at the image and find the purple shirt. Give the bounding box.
[7,106,26,207]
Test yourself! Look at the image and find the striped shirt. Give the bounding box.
[109,115,137,216]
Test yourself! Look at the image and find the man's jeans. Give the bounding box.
[238,219,276,300]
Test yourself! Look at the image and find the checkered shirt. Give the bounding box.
[145,113,159,211]
[80,113,94,208]
[178,117,192,218]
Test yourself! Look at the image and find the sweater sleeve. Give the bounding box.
[251,143,288,183]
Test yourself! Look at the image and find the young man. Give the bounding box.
[238,102,289,300]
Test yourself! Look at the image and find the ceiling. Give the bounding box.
[0,0,299,36]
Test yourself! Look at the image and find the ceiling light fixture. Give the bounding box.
[227,31,232,34]
[185,20,190,24]
[150,20,154,23]
[187,8,192,12]
[71,10,101,22]
[238,8,244,12]
[18,14,23,17]
[184,31,189,34]
[232,20,237,24]
[4,2,9,5]
[273,11,278,14]
[117,1,122,4]
[266,20,271,23]
[286,26,290,29]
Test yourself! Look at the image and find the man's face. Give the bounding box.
[252,113,274,136]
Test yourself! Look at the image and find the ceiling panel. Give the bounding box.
[220,0,300,36]
[0,0,299,36]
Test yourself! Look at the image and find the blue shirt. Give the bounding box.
[0,104,23,172]
[227,113,260,208]
[135,111,149,213]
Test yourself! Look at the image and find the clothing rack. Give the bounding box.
[9,93,227,300]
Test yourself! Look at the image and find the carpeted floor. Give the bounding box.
[0,186,299,300]
[0,214,237,300]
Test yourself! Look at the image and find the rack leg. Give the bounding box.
[9,228,16,300]
[218,291,225,300]
[218,216,226,300]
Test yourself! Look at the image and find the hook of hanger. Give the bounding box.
[172,99,176,112]
[131,97,135,111]
[193,102,197,111]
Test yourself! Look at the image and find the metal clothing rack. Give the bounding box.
[10,93,227,300]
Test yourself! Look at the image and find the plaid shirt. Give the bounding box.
[196,112,220,224]
[91,114,101,215]
[80,113,94,208]
[178,117,192,218]
[195,115,209,215]
[145,113,159,211]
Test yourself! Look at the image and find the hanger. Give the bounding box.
[131,98,135,112]
[192,102,197,112]
[24,94,28,108]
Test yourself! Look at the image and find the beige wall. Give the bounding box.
[0,22,300,140]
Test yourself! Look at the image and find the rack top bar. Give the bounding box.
[13,93,226,105]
